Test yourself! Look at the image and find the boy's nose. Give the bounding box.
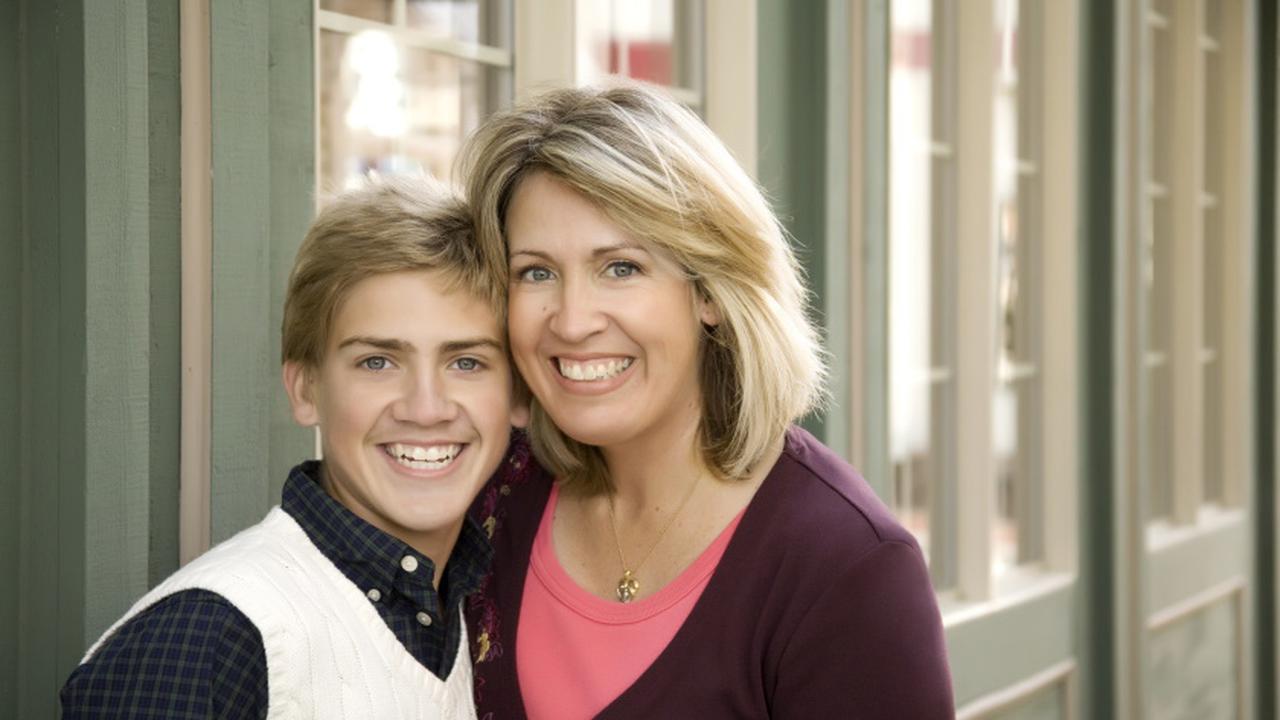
[393,373,459,426]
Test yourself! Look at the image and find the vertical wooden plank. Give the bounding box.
[268,0,318,497]
[81,0,155,638]
[1041,0,1082,575]
[705,0,757,176]
[146,0,182,587]
[755,0,829,441]
[954,0,996,602]
[1115,2,1148,716]
[858,0,891,502]
[209,0,274,541]
[179,0,212,564]
[1216,1,1259,716]
[0,0,22,714]
[1257,4,1279,718]
[1218,1,1255,509]
[513,0,574,97]
[821,0,851,463]
[1169,0,1206,523]
[16,0,91,714]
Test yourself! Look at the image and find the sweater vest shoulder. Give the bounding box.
[84,507,477,720]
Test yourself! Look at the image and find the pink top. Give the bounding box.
[516,484,744,720]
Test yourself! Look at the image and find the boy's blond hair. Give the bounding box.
[281,175,496,367]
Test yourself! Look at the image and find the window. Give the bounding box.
[992,0,1045,575]
[575,1,705,109]
[888,0,959,590]
[885,0,1074,600]
[1138,0,1249,531]
[317,0,513,194]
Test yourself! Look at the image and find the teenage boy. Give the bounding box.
[61,176,525,719]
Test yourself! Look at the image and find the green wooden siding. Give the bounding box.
[1079,1,1119,717]
[14,2,91,716]
[756,0,831,444]
[0,0,22,714]
[1254,4,1278,719]
[209,0,314,542]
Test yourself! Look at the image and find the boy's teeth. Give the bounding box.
[387,443,460,469]
[557,357,632,382]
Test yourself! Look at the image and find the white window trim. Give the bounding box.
[512,0,756,175]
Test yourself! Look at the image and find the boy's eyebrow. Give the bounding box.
[337,336,413,353]
[440,337,505,354]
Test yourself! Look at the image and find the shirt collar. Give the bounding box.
[281,460,494,616]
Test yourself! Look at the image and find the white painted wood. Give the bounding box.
[514,0,575,99]
[704,0,756,176]
[1041,0,1081,575]
[954,0,996,603]
[315,9,512,65]
[956,660,1075,720]
[1215,0,1255,510]
[180,0,213,564]
[1169,0,1207,525]
[1117,2,1148,716]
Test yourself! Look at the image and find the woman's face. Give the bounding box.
[504,172,717,451]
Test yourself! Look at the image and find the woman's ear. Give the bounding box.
[283,361,321,427]
[698,296,721,327]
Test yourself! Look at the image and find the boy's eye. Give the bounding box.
[360,356,391,371]
[516,266,554,283]
[451,357,484,372]
[605,260,640,279]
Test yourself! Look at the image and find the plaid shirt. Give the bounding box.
[60,460,493,719]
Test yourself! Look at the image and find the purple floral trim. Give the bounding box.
[468,431,538,669]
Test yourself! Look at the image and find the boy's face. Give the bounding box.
[284,270,523,568]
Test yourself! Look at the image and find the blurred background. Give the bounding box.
[2,1,1278,718]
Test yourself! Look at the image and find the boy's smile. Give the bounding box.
[285,270,524,582]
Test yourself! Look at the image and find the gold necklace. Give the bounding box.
[606,474,701,603]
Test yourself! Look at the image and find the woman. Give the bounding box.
[462,83,953,718]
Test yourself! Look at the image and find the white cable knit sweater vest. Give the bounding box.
[83,508,477,720]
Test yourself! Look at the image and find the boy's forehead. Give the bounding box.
[327,270,506,352]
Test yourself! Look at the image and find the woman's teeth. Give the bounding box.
[557,357,633,382]
[385,443,461,470]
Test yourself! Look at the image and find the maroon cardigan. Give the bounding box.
[466,427,954,719]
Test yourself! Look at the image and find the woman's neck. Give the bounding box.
[599,402,708,516]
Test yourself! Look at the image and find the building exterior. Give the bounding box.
[1,1,1277,718]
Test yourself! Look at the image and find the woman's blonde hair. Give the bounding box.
[460,82,827,492]
[282,174,495,368]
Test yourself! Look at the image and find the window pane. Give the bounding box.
[319,29,509,194]
[889,0,954,588]
[576,0,703,93]
[992,0,1043,576]
[321,0,393,24]
[406,0,512,48]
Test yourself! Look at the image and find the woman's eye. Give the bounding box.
[452,357,483,372]
[606,261,640,279]
[360,356,391,371]
[517,266,554,282]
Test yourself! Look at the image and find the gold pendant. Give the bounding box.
[616,570,640,603]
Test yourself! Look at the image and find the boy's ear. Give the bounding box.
[283,361,321,427]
